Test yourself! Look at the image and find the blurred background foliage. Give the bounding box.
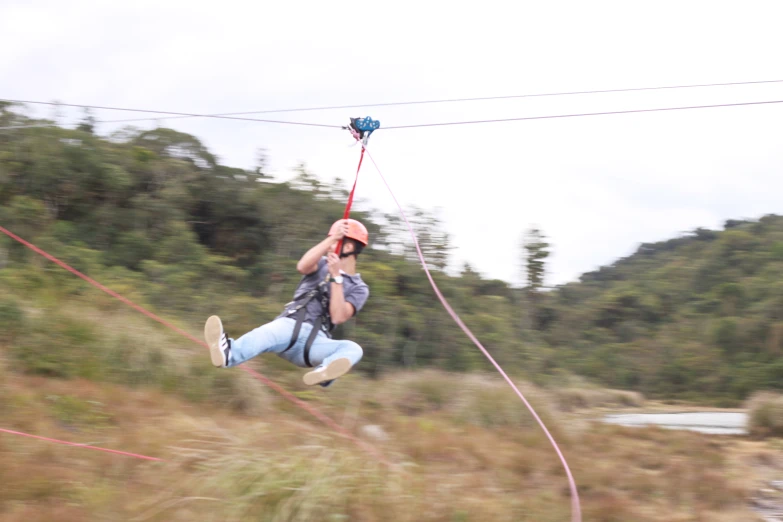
[2,101,783,406]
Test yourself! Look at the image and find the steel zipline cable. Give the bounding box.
[381,98,783,129]
[0,99,343,129]
[1,77,783,130]
[161,78,783,116]
[3,97,783,132]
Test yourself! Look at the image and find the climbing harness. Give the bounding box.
[282,219,368,366]
[345,116,380,146]
[281,272,334,367]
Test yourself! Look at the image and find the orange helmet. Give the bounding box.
[329,219,369,246]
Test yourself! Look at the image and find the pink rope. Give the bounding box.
[363,148,581,522]
[0,225,389,466]
[0,427,163,461]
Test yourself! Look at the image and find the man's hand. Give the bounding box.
[296,220,350,275]
[332,219,350,241]
[327,252,341,278]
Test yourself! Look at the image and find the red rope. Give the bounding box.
[334,146,365,254]
[0,225,388,465]
[0,428,163,461]
[364,150,582,522]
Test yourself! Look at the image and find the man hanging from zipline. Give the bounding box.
[204,219,370,387]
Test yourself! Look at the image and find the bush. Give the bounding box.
[746,391,783,438]
[100,333,173,388]
[554,387,645,411]
[0,296,25,342]
[0,196,50,240]
[386,370,457,415]
[11,311,101,379]
[104,231,153,270]
[181,360,268,416]
[150,428,418,522]
[46,394,114,430]
[377,370,561,433]
[452,376,556,430]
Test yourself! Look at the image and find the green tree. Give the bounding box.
[77,108,96,134]
[519,227,550,332]
[522,226,550,292]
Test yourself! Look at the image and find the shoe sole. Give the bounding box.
[204,315,225,367]
[303,357,352,386]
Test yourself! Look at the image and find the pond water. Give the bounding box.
[602,412,748,435]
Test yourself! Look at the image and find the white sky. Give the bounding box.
[2,0,782,286]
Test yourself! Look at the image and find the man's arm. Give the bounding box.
[328,278,355,325]
[296,220,350,274]
[296,236,338,275]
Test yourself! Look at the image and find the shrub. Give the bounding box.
[746,391,783,438]
[12,311,101,379]
[554,387,644,411]
[46,394,114,430]
[104,231,153,270]
[452,376,556,430]
[182,361,269,416]
[144,425,421,522]
[0,296,25,342]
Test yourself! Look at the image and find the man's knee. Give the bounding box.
[346,341,363,362]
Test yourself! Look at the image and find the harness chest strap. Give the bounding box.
[282,276,333,367]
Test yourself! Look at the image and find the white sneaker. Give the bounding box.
[205,315,231,368]
[303,358,352,386]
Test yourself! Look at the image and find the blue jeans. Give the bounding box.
[227,317,363,371]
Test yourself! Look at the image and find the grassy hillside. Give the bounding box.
[0,299,764,521]
[1,206,777,520]
[0,254,773,520]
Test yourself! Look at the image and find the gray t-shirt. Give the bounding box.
[278,256,370,330]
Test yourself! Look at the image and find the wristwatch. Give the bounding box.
[332,275,344,284]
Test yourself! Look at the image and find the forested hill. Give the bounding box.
[1,102,781,404]
[539,216,783,404]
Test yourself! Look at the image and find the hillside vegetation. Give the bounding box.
[2,101,782,408]
[1,102,780,521]
[0,292,761,521]
[542,216,783,404]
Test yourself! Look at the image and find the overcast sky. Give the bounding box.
[2,0,782,286]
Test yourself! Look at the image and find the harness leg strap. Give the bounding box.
[281,278,331,367]
[283,307,306,353]
[303,315,323,368]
